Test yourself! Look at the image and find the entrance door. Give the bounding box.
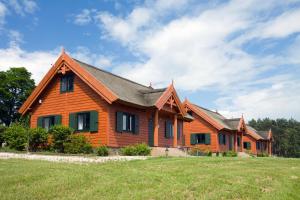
[148,118,154,147]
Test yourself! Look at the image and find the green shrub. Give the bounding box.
[28,128,48,151]
[222,152,227,157]
[0,125,6,147]
[134,143,151,156]
[96,146,109,156]
[49,125,73,153]
[257,153,269,157]
[226,151,238,157]
[207,151,212,157]
[121,145,137,156]
[3,123,28,151]
[216,152,220,157]
[121,143,151,156]
[64,134,93,154]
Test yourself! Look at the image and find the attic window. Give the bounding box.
[60,74,74,93]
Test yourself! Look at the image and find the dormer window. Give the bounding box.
[60,74,74,93]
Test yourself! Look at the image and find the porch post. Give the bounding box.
[173,114,177,147]
[154,109,159,147]
[234,132,238,152]
[241,132,244,152]
[268,141,272,155]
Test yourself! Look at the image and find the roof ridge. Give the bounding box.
[225,118,241,121]
[192,104,224,116]
[140,88,167,94]
[73,58,153,90]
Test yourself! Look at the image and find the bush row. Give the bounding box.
[1,123,151,156]
[120,143,151,156]
[189,147,238,157]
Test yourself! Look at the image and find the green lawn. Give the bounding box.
[0,157,299,200]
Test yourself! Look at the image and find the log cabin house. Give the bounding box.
[19,51,192,148]
[19,51,272,155]
[183,100,272,155]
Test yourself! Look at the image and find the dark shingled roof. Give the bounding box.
[74,59,166,107]
[192,104,239,130]
[224,118,241,130]
[257,131,270,140]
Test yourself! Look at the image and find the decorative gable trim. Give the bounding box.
[155,84,186,116]
[19,51,118,115]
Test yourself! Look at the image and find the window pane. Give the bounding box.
[122,114,127,131]
[85,113,90,130]
[61,77,67,92]
[67,76,74,91]
[44,118,50,131]
[78,114,84,130]
[129,115,133,131]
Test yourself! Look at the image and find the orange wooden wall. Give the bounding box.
[30,72,109,147]
[242,134,257,154]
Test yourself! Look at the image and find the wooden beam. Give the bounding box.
[173,114,177,147]
[234,132,238,152]
[154,109,159,147]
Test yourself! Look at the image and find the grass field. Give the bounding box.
[0,157,299,200]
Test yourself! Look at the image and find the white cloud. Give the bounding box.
[218,77,300,120]
[0,2,7,26]
[0,44,112,85]
[259,9,300,38]
[7,0,38,16]
[71,46,112,68]
[0,45,59,84]
[74,9,93,25]
[92,0,300,119]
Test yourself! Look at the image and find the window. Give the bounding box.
[256,141,261,150]
[191,133,210,145]
[243,142,251,150]
[69,111,98,132]
[60,74,74,93]
[237,136,241,147]
[218,133,226,145]
[37,115,61,131]
[177,121,183,140]
[122,113,135,132]
[165,120,173,138]
[116,112,139,134]
[43,116,55,131]
[77,112,90,131]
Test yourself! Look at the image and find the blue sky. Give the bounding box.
[0,0,300,120]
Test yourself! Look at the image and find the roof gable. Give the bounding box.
[155,84,186,116]
[184,100,225,130]
[19,52,118,115]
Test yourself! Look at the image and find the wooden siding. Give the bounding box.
[107,103,151,147]
[183,113,219,152]
[30,72,109,147]
[243,134,257,154]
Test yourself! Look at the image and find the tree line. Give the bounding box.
[0,67,299,157]
[249,118,300,158]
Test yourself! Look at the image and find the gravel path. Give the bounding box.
[0,152,148,164]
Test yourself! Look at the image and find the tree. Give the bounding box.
[249,118,300,158]
[0,68,35,126]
